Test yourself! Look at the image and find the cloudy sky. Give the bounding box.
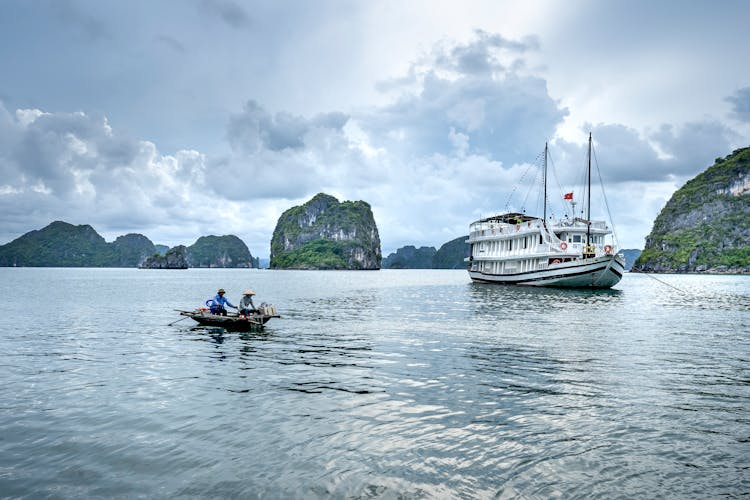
[1,0,749,257]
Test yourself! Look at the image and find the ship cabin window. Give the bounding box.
[573,234,582,243]
[523,237,528,249]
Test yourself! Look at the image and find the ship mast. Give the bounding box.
[586,132,592,255]
[543,142,548,223]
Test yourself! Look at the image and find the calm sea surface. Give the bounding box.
[0,268,748,498]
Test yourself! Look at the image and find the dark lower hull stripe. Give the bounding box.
[471,263,623,285]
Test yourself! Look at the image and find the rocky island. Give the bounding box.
[139,245,189,269]
[0,221,260,268]
[0,221,159,267]
[187,235,258,268]
[382,236,470,269]
[270,193,382,269]
[633,146,750,273]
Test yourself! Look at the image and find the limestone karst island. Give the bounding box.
[270,193,382,270]
[633,146,750,274]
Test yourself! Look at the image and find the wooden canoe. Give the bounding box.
[175,309,280,331]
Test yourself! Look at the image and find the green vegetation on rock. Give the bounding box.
[433,236,469,269]
[0,221,258,268]
[270,193,381,269]
[187,235,257,268]
[140,245,189,269]
[0,221,155,267]
[382,246,436,269]
[382,236,469,269]
[633,146,750,273]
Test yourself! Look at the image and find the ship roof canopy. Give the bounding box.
[476,212,539,224]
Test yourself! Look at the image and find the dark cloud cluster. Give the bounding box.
[551,121,734,186]
[227,100,349,154]
[361,32,566,164]
[726,87,750,123]
[200,0,252,29]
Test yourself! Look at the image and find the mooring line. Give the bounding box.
[642,272,689,294]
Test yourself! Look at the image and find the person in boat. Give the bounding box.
[210,288,236,316]
[238,289,257,316]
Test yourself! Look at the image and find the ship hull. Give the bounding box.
[468,254,625,288]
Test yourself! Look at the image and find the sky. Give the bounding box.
[1,0,749,257]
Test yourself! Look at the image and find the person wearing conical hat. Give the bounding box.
[238,289,257,316]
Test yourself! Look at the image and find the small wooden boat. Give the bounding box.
[175,306,280,331]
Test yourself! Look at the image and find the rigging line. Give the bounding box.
[521,162,542,213]
[546,148,568,215]
[641,272,690,295]
[503,150,544,212]
[591,145,619,245]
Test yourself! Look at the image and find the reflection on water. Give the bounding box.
[0,269,748,498]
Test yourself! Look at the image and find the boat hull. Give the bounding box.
[180,310,280,331]
[468,254,625,288]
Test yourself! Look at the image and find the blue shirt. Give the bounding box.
[213,294,235,309]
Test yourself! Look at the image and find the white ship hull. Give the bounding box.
[468,254,625,288]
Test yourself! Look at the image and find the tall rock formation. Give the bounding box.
[270,193,381,269]
[187,235,257,268]
[633,146,750,273]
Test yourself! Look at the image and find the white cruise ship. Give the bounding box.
[466,134,625,288]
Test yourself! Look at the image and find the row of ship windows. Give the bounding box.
[477,233,604,252]
[478,259,540,274]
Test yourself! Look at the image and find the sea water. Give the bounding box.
[0,268,748,498]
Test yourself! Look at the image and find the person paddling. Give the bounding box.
[211,288,236,316]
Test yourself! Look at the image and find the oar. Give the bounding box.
[168,315,190,326]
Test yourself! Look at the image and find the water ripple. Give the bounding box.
[0,269,748,498]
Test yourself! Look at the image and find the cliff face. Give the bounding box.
[633,146,750,273]
[187,235,257,268]
[270,193,381,269]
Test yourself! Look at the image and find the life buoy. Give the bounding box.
[604,245,613,254]
[560,242,568,250]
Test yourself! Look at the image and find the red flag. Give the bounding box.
[564,192,573,200]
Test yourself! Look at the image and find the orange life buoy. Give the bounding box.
[604,245,613,254]
[560,242,568,250]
